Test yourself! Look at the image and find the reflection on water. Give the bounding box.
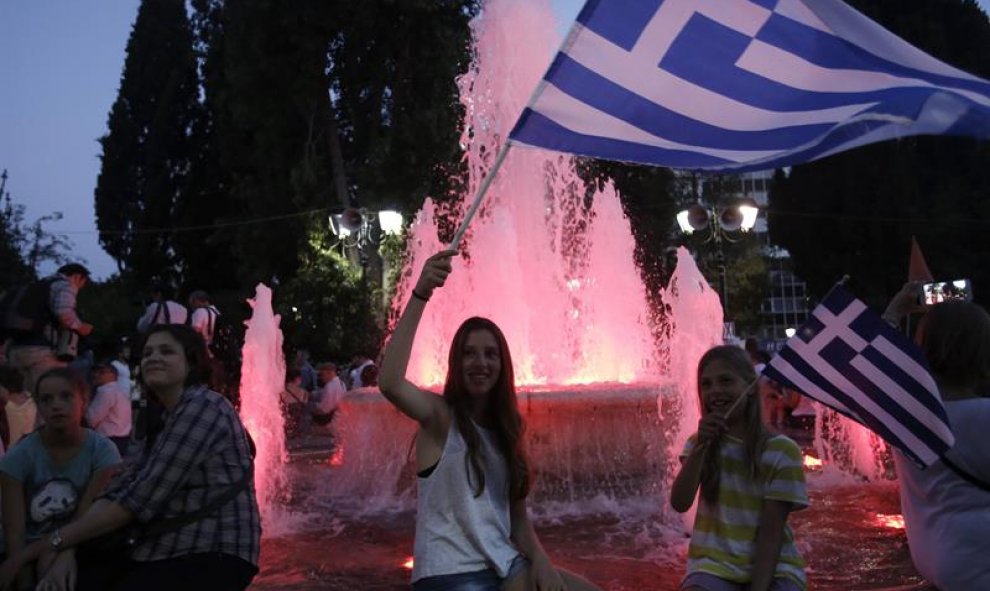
[250,454,923,591]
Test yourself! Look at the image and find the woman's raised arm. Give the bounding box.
[379,250,456,428]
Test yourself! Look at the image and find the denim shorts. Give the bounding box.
[680,572,803,591]
[412,555,529,591]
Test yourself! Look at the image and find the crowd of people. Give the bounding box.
[0,265,261,590]
[1,256,987,590]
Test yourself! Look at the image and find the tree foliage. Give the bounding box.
[768,0,990,308]
[94,0,202,287]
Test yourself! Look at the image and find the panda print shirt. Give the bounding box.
[0,429,120,543]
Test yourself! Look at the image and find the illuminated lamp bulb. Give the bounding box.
[340,207,364,233]
[719,206,744,232]
[687,204,710,232]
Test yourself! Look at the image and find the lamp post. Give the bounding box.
[676,200,759,322]
[329,207,404,312]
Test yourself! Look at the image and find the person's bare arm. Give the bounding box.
[379,251,456,433]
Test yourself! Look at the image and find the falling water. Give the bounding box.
[396,0,658,387]
[238,284,295,536]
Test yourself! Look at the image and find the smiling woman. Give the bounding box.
[378,250,604,591]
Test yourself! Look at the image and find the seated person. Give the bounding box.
[279,368,310,435]
[86,363,134,458]
[310,363,345,426]
[0,368,120,590]
[0,367,38,449]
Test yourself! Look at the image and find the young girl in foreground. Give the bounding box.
[380,250,601,591]
[671,346,808,591]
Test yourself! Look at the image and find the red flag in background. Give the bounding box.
[909,236,935,283]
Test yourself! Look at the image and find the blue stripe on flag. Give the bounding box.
[819,339,947,454]
[758,14,990,95]
[509,0,990,170]
[660,15,966,114]
[509,109,734,168]
[773,346,922,464]
[549,54,832,149]
[859,346,947,420]
[576,0,662,52]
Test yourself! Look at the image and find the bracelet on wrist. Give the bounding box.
[412,290,430,303]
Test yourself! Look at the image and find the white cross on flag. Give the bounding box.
[763,285,954,466]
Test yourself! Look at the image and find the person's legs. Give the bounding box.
[678,572,745,591]
[501,560,602,591]
[115,553,256,591]
[412,569,502,591]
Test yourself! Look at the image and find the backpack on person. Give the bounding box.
[0,278,57,340]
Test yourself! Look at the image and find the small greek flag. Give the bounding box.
[763,285,953,466]
[508,0,990,171]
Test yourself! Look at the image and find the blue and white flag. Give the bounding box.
[763,285,953,467]
[508,0,990,171]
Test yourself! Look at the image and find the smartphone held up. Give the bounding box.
[921,279,973,305]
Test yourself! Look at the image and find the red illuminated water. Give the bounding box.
[395,0,662,388]
[237,0,910,586]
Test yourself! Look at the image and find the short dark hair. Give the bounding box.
[58,263,91,278]
[139,324,212,389]
[36,367,91,404]
[189,290,210,304]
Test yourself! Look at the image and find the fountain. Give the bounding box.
[246,0,918,588]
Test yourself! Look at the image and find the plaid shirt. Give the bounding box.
[102,385,261,565]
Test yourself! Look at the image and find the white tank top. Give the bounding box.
[411,419,520,582]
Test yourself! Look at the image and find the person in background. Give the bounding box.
[380,250,602,591]
[187,291,220,353]
[671,345,808,591]
[0,367,120,591]
[310,363,346,426]
[111,341,133,397]
[5,263,93,393]
[292,349,318,393]
[136,283,187,333]
[883,284,990,590]
[348,354,375,389]
[86,363,133,458]
[0,366,38,449]
[279,368,310,436]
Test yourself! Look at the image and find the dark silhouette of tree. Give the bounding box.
[94,0,202,286]
[769,0,990,308]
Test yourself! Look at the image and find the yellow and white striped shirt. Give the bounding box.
[681,433,808,590]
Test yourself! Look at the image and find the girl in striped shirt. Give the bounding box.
[671,345,809,591]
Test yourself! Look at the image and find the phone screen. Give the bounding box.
[921,279,973,305]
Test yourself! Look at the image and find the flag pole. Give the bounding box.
[448,4,592,251]
[448,141,512,250]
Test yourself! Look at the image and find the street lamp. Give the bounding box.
[676,199,759,322]
[328,207,404,249]
[329,207,405,314]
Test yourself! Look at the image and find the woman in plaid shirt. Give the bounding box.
[2,324,261,591]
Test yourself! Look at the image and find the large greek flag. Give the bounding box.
[508,0,990,171]
[763,286,953,467]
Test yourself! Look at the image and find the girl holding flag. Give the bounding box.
[671,345,808,591]
[380,250,601,591]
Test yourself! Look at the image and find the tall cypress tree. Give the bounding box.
[95,0,202,286]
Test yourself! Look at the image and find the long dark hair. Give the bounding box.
[443,317,530,501]
[696,345,768,506]
[915,300,990,390]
